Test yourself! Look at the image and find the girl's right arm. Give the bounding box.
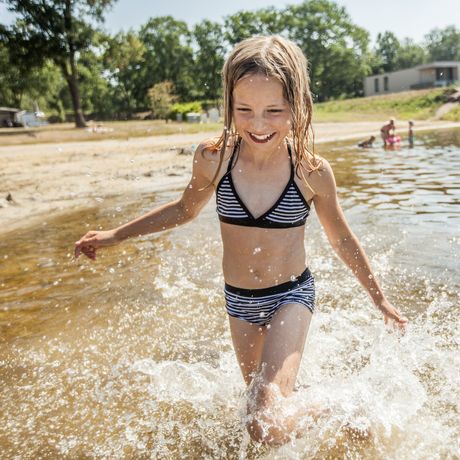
[74,141,218,260]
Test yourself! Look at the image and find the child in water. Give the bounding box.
[408,120,414,147]
[75,35,407,447]
[358,135,375,148]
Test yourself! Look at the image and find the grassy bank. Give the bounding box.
[314,87,459,122]
[0,120,222,146]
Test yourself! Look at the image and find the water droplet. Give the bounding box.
[249,268,254,273]
[290,275,297,281]
[368,274,373,279]
[188,184,193,189]
[116,206,122,212]
[109,268,115,274]
[130,159,134,163]
[266,324,271,329]
[280,321,284,326]
[253,247,261,254]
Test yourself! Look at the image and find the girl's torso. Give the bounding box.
[213,138,314,289]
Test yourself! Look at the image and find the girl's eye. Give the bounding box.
[268,109,283,113]
[236,108,250,112]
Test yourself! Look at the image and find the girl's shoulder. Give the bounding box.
[192,135,236,183]
[296,154,336,199]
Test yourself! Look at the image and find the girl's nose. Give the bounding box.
[251,115,268,132]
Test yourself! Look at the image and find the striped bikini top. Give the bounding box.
[216,141,310,228]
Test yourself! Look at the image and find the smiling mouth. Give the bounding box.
[248,131,276,143]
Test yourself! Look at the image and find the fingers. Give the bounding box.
[385,309,408,333]
[74,232,98,260]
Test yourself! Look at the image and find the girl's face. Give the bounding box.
[232,73,291,150]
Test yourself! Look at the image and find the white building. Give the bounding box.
[364,61,460,97]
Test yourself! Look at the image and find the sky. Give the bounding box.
[1,0,460,45]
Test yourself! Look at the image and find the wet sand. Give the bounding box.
[1,120,459,236]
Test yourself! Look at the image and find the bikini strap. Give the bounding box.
[287,140,295,179]
[226,137,241,172]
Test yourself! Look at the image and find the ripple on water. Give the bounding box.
[1,130,459,457]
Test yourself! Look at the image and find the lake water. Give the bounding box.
[1,129,459,459]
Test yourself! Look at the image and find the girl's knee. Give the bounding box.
[246,416,284,446]
[246,384,288,446]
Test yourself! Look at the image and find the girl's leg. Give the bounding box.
[228,315,266,385]
[246,303,313,446]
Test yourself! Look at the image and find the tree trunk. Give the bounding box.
[63,0,87,128]
[66,54,87,128]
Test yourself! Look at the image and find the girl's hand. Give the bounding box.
[376,299,408,330]
[74,230,119,260]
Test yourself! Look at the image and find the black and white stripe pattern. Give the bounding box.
[216,173,310,228]
[264,182,310,225]
[215,139,310,228]
[224,272,315,326]
[216,174,250,219]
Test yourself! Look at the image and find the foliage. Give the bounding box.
[282,0,370,101]
[1,1,458,123]
[372,33,428,74]
[169,101,203,119]
[103,31,146,118]
[224,8,283,45]
[148,81,177,120]
[0,0,116,127]
[425,25,460,61]
[193,20,226,102]
[139,17,195,104]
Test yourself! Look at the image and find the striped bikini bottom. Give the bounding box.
[224,268,315,326]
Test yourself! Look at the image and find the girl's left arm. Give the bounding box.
[311,159,407,328]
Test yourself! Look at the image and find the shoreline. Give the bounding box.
[1,120,459,237]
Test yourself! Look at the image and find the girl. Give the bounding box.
[75,35,407,447]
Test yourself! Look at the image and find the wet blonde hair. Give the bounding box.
[208,35,320,188]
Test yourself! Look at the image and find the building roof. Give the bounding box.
[417,61,460,70]
[0,107,20,112]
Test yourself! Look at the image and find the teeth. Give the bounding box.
[250,132,273,140]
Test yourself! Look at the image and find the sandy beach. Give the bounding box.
[1,120,459,236]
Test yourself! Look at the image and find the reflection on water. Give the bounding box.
[1,129,459,458]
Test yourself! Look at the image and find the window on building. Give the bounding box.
[384,76,389,91]
[374,78,379,93]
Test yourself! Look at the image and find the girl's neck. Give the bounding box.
[239,138,289,170]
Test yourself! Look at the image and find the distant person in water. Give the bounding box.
[358,135,376,148]
[381,118,395,146]
[75,35,407,447]
[408,121,414,147]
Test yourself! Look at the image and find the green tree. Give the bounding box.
[425,25,460,61]
[395,38,427,69]
[0,0,116,127]
[193,20,226,103]
[78,46,112,119]
[283,0,370,101]
[148,81,177,120]
[374,31,401,73]
[224,8,283,45]
[139,17,195,104]
[0,40,66,115]
[103,31,145,118]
